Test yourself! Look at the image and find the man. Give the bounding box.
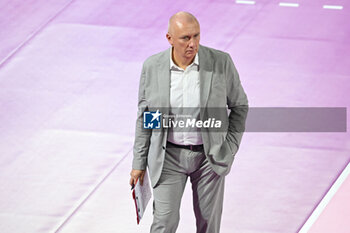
[129,11,248,233]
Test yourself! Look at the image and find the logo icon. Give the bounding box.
[143,110,162,129]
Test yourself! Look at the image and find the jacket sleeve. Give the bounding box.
[225,53,249,156]
[132,63,152,170]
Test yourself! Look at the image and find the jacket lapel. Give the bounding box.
[157,48,171,115]
[198,45,213,116]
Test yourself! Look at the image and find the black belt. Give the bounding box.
[167,141,204,152]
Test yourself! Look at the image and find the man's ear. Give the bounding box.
[166,33,173,46]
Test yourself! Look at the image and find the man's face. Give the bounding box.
[167,21,200,61]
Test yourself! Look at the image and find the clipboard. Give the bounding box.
[131,169,152,224]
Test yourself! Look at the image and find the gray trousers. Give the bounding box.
[150,142,225,233]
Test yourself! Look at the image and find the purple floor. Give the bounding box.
[0,1,349,233]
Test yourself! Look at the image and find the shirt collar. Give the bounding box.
[170,47,199,70]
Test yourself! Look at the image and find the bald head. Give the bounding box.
[166,11,200,68]
[168,11,200,35]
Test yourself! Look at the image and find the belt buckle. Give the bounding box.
[190,145,194,151]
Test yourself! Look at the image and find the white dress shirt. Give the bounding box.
[167,48,203,145]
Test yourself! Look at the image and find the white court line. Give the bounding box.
[0,0,76,68]
[235,0,256,5]
[279,2,299,7]
[298,161,350,233]
[323,5,343,10]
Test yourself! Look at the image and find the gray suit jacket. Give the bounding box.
[132,45,248,187]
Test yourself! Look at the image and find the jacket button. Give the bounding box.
[162,146,166,150]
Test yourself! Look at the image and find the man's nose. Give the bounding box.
[189,39,195,48]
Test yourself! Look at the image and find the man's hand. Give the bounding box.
[129,169,146,187]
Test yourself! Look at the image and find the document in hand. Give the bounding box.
[131,170,152,224]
